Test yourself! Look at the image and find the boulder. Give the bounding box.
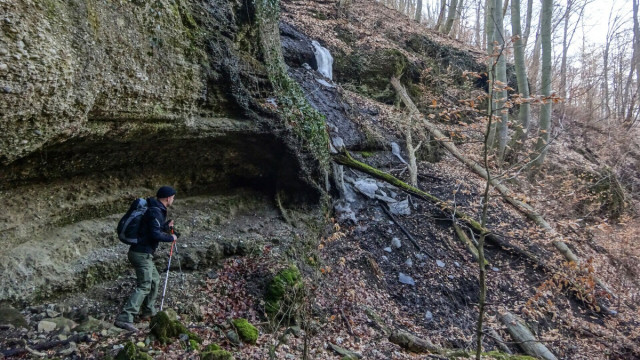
[38,317,77,334]
[231,318,258,345]
[75,316,123,335]
[0,303,27,328]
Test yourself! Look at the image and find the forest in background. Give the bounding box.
[370,0,639,160]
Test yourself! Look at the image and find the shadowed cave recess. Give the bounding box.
[0,119,318,304]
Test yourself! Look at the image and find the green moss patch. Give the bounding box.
[189,339,200,351]
[149,311,202,345]
[115,341,152,360]
[231,318,258,344]
[255,0,330,169]
[264,265,304,321]
[334,48,413,104]
[200,344,234,360]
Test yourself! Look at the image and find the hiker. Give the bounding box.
[114,186,178,332]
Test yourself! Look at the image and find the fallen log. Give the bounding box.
[390,76,616,299]
[328,343,362,359]
[389,330,440,353]
[453,223,488,266]
[486,328,512,354]
[499,312,558,360]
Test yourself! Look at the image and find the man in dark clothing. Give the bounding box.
[114,186,177,332]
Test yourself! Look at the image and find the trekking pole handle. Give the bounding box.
[169,228,176,256]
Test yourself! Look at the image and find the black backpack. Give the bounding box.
[117,198,148,245]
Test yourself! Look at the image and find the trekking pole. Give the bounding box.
[171,239,185,290]
[160,230,176,311]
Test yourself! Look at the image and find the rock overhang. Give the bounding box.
[0,0,328,303]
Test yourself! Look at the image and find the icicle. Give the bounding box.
[312,40,333,80]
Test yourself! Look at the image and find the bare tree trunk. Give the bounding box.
[415,0,422,22]
[475,0,483,47]
[533,0,553,168]
[493,0,509,162]
[559,0,572,102]
[435,0,447,30]
[406,0,414,17]
[522,0,533,47]
[485,0,498,147]
[529,20,542,94]
[452,0,465,39]
[475,67,496,358]
[625,0,640,126]
[603,5,627,121]
[441,0,459,34]
[603,37,611,120]
[634,0,640,91]
[502,0,509,17]
[510,0,531,153]
[622,31,636,123]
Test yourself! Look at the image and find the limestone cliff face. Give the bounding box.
[2,0,209,164]
[0,0,327,302]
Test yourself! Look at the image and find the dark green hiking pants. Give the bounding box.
[116,251,160,323]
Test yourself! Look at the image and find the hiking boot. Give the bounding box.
[138,311,157,322]
[114,321,138,332]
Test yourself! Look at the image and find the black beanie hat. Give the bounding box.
[156,186,176,199]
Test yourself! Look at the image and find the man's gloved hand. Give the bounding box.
[170,226,181,239]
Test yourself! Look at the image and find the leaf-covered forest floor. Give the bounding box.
[2,0,640,359]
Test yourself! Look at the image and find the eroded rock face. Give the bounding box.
[1,0,210,164]
[0,0,324,302]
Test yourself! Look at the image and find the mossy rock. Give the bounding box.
[115,341,153,360]
[203,344,222,352]
[200,344,234,360]
[0,303,27,328]
[231,318,258,344]
[264,265,304,321]
[149,311,202,345]
[334,48,415,104]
